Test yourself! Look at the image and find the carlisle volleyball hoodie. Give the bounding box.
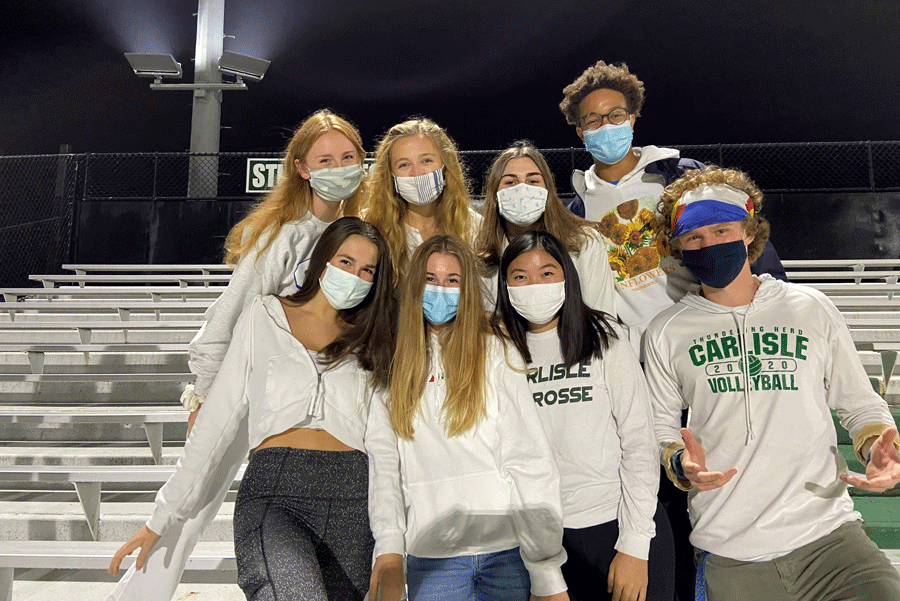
[644,275,897,561]
[572,146,697,358]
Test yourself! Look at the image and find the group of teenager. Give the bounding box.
[105,60,900,601]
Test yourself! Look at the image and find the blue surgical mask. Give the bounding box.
[422,284,460,324]
[681,239,747,289]
[583,121,633,165]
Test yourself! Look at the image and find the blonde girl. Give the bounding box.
[362,118,481,286]
[371,235,569,601]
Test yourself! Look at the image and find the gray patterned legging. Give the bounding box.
[233,446,374,601]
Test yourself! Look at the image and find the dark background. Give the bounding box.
[3,0,900,155]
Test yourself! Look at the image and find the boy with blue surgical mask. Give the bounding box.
[559,60,704,361]
[646,165,900,601]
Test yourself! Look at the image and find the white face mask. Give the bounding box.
[308,164,364,203]
[507,280,566,326]
[497,183,548,227]
[319,262,373,310]
[393,168,445,206]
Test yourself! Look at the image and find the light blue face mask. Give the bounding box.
[422,284,460,325]
[583,120,633,165]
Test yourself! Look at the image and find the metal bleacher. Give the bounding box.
[0,264,239,596]
[0,261,897,596]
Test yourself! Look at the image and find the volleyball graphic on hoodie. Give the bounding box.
[747,354,762,377]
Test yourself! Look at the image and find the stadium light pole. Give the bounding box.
[125,0,270,199]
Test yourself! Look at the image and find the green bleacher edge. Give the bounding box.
[832,407,900,548]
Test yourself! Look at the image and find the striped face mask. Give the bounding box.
[393,168,446,206]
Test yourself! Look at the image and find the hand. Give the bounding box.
[187,407,201,436]
[369,553,404,601]
[608,552,647,601]
[530,592,569,601]
[108,525,161,575]
[681,428,738,491]
[840,427,900,492]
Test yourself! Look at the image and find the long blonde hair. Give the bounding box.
[224,109,367,266]
[390,235,489,440]
[362,118,473,284]
[475,140,592,268]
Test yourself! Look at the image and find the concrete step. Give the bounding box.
[0,500,235,542]
[0,330,196,344]
[0,445,185,466]
[0,420,187,443]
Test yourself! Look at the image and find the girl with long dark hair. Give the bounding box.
[495,230,674,601]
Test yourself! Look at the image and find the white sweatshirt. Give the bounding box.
[367,334,568,596]
[644,275,897,561]
[188,213,330,396]
[481,227,617,316]
[404,206,484,255]
[525,325,659,560]
[151,295,404,556]
[572,146,697,359]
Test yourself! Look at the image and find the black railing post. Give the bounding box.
[866,141,876,191]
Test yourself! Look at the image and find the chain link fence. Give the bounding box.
[0,154,77,288]
[462,141,900,198]
[2,141,899,286]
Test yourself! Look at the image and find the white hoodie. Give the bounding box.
[525,325,659,560]
[644,275,896,561]
[572,146,697,358]
[189,213,330,396]
[109,295,403,601]
[367,334,568,596]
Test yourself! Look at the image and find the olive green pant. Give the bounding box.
[704,521,900,601]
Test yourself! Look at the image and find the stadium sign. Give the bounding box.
[246,158,283,193]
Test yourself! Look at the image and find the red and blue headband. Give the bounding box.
[670,183,755,239]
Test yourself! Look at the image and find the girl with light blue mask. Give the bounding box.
[368,235,570,601]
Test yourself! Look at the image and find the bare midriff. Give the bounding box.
[254,427,354,453]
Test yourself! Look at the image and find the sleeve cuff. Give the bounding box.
[852,423,900,463]
[146,509,174,537]
[662,441,693,491]
[615,531,652,561]
[526,563,568,597]
[372,533,406,560]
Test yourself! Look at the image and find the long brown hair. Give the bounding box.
[224,109,367,266]
[362,117,474,285]
[283,217,397,388]
[475,141,592,268]
[389,235,489,440]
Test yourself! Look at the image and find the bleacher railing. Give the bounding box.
[2,141,900,287]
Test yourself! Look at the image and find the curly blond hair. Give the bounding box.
[559,61,645,126]
[657,165,770,262]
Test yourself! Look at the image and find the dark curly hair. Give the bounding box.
[559,61,645,126]
[656,165,770,263]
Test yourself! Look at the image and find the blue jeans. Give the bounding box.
[406,547,531,601]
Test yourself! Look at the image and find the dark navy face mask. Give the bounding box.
[681,239,747,289]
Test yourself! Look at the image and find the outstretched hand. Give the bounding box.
[840,427,900,493]
[369,553,404,601]
[108,524,161,575]
[681,428,738,491]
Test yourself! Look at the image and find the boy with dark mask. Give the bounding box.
[645,165,900,601]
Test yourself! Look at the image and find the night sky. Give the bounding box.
[3,0,900,156]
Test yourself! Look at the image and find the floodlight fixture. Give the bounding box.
[125,53,183,83]
[218,50,271,83]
